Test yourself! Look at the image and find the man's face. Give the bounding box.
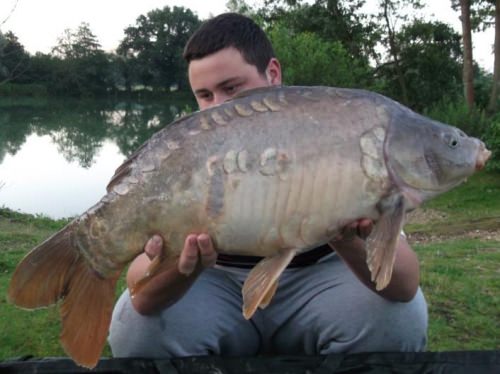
[188,47,281,110]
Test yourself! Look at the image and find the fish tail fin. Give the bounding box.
[60,260,118,368]
[8,225,119,369]
[8,226,79,308]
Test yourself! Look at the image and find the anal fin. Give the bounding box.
[366,193,406,290]
[242,248,297,319]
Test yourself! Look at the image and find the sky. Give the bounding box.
[0,0,495,71]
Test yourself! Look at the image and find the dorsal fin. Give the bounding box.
[106,143,147,193]
[105,111,199,193]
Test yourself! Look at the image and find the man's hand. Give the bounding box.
[142,233,217,276]
[127,233,217,314]
[329,218,420,302]
[178,233,217,275]
[332,218,373,243]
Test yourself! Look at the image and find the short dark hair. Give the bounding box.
[183,13,275,75]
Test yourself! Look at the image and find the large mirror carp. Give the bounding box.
[8,86,491,368]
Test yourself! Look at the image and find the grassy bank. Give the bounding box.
[0,209,70,358]
[0,171,499,360]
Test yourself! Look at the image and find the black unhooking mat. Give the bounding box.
[1,351,499,374]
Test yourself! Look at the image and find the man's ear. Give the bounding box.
[265,58,282,85]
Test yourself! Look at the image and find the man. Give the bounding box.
[109,13,427,357]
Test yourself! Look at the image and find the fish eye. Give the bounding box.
[443,133,459,148]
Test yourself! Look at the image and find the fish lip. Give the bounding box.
[476,148,492,171]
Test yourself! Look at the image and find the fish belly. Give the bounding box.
[211,151,384,257]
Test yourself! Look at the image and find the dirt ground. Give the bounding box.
[405,209,500,244]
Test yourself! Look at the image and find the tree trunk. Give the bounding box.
[488,0,500,113]
[382,0,409,106]
[460,0,475,110]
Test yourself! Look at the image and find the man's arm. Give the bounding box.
[127,234,217,315]
[330,219,420,302]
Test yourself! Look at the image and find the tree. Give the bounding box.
[377,20,462,110]
[260,0,379,63]
[268,23,372,87]
[458,0,476,109]
[51,23,111,96]
[488,0,499,112]
[374,0,423,106]
[449,0,499,111]
[117,6,201,92]
[226,0,254,15]
[0,31,29,85]
[52,23,102,59]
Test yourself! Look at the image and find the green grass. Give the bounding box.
[426,172,500,216]
[0,209,68,359]
[417,240,500,350]
[406,171,500,236]
[0,171,499,361]
[0,208,127,359]
[405,171,500,349]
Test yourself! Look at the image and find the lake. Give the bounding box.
[0,96,195,218]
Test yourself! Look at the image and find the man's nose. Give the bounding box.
[212,93,230,106]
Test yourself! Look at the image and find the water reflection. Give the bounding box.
[0,96,194,218]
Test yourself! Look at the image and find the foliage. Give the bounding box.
[268,24,373,87]
[377,20,463,111]
[474,66,494,109]
[117,6,201,92]
[52,23,102,60]
[0,82,47,97]
[49,23,112,97]
[0,0,497,118]
[0,207,70,231]
[261,0,379,63]
[482,114,500,171]
[450,0,495,32]
[0,31,29,85]
[371,0,424,105]
[425,98,488,137]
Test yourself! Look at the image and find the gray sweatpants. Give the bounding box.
[109,253,428,358]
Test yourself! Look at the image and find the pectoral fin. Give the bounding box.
[366,193,406,291]
[258,279,279,310]
[130,245,176,296]
[242,248,297,319]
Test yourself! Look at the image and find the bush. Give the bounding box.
[483,115,500,171]
[0,83,48,97]
[268,24,373,88]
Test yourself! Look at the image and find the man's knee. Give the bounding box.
[108,285,260,358]
[320,288,428,354]
[108,291,167,357]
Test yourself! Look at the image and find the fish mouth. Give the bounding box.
[476,143,492,171]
